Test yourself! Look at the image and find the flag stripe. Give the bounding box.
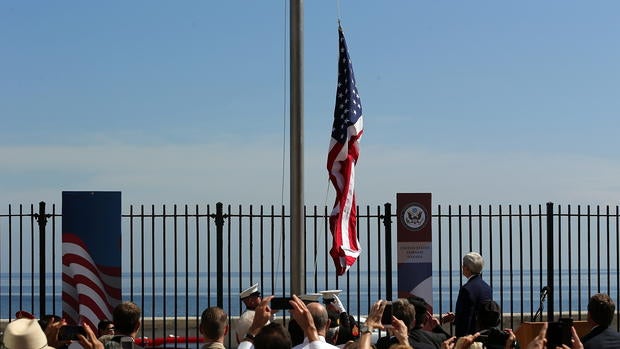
[61,265,120,309]
[62,251,122,298]
[62,233,120,326]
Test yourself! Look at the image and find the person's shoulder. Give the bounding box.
[601,326,620,340]
[582,327,620,347]
[418,327,449,342]
[468,275,492,291]
[239,310,255,321]
[469,274,487,284]
[408,328,424,339]
[203,342,227,349]
[104,341,121,349]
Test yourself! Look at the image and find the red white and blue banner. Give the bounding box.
[62,191,122,328]
[397,193,433,306]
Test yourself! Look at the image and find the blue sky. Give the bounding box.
[2,1,619,208]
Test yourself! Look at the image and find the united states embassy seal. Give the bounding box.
[400,203,427,231]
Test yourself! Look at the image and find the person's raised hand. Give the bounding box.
[441,312,455,324]
[455,332,480,349]
[526,322,547,349]
[44,317,69,349]
[290,294,319,342]
[423,310,440,331]
[248,295,274,336]
[391,316,409,345]
[562,326,583,349]
[441,336,457,349]
[503,329,517,349]
[77,323,104,349]
[365,299,386,331]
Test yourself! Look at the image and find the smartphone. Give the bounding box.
[58,325,86,341]
[381,301,393,327]
[546,318,573,348]
[271,296,293,310]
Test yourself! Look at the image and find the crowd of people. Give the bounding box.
[2,252,620,349]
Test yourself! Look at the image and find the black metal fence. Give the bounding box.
[1,201,620,344]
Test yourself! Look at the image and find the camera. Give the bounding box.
[546,318,573,348]
[58,325,86,341]
[474,328,510,349]
[380,301,393,328]
[271,296,293,310]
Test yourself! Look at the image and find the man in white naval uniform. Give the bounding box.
[235,283,263,344]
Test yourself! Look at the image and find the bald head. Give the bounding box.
[307,302,330,334]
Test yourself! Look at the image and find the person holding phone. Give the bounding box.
[77,323,105,349]
[238,295,326,349]
[373,299,435,349]
[360,300,409,349]
[407,296,450,349]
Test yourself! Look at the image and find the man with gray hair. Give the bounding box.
[442,252,493,336]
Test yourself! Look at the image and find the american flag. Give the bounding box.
[327,25,364,276]
[62,234,122,329]
[61,191,122,329]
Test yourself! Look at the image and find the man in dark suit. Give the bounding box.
[581,293,620,349]
[442,252,493,336]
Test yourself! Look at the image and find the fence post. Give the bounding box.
[546,202,554,321]
[383,203,393,300]
[34,201,49,317]
[215,202,225,308]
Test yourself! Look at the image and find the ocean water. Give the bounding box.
[1,269,617,319]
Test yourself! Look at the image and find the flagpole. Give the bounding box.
[290,0,305,296]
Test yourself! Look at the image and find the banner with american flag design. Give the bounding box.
[62,191,121,328]
[327,24,364,276]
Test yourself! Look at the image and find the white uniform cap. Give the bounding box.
[320,289,342,302]
[240,283,260,300]
[299,293,322,303]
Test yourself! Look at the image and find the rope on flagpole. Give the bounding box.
[275,0,289,295]
[314,179,332,279]
[314,11,344,281]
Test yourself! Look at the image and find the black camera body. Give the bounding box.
[58,325,86,341]
[546,318,573,348]
[380,301,393,328]
[271,296,293,310]
[474,328,510,349]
